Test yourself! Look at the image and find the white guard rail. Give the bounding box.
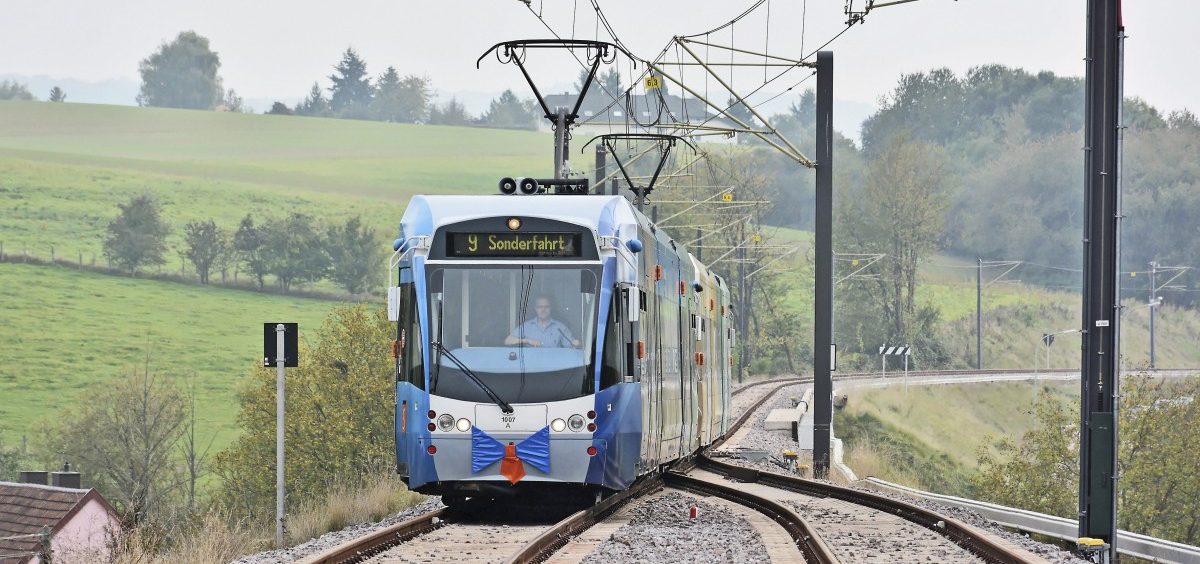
[863,477,1200,564]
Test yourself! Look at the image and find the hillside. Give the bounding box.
[0,262,337,449]
[0,100,552,263]
[0,101,555,449]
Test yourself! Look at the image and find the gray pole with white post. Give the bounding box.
[1149,261,1157,369]
[275,323,286,547]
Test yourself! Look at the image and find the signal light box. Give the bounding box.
[263,323,298,367]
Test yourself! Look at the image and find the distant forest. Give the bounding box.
[749,65,1200,305]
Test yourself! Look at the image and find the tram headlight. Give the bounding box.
[568,414,586,432]
[551,418,567,432]
[437,414,454,431]
[456,418,471,432]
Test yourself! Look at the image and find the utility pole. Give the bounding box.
[1079,0,1123,559]
[264,322,296,548]
[977,257,983,369]
[553,107,568,180]
[737,244,746,383]
[812,51,834,480]
[275,323,286,548]
[1149,261,1157,369]
[594,143,607,196]
[696,228,702,261]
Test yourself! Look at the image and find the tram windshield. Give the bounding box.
[427,264,600,403]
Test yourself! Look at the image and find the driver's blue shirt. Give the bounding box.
[510,319,576,347]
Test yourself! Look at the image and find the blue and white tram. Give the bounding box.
[390,194,733,504]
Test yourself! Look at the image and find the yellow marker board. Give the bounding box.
[751,234,762,243]
[721,192,734,202]
[644,76,662,89]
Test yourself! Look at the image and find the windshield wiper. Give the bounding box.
[430,341,514,414]
[431,297,445,392]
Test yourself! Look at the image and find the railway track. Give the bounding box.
[300,371,1132,563]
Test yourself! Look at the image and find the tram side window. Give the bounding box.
[398,275,424,389]
[600,295,622,390]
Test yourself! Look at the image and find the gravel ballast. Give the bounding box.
[231,497,442,564]
[723,379,1086,563]
[580,491,769,564]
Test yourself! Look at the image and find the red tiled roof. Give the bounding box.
[0,482,115,564]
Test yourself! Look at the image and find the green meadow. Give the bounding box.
[0,100,552,263]
[0,262,337,449]
[0,100,552,449]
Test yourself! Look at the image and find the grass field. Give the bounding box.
[0,101,551,264]
[0,262,340,450]
[839,380,1077,472]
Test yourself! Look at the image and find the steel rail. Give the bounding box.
[505,475,664,563]
[297,507,447,564]
[664,470,838,564]
[697,456,1030,564]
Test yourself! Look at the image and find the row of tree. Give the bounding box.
[102,195,381,295]
[269,48,542,129]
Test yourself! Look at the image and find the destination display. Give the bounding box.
[448,232,582,257]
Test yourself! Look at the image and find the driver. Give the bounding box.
[506,296,580,348]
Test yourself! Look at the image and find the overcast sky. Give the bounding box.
[2,0,1196,124]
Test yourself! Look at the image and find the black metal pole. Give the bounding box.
[1079,0,1122,558]
[813,51,833,480]
[977,258,983,369]
[595,143,607,196]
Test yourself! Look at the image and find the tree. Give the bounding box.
[137,31,224,110]
[837,133,952,344]
[263,213,329,292]
[395,75,432,123]
[372,68,431,123]
[325,216,380,295]
[1117,375,1200,544]
[575,67,602,103]
[233,214,268,289]
[428,97,472,126]
[215,305,396,518]
[294,82,329,117]
[182,219,226,284]
[600,67,623,96]
[36,364,187,524]
[104,195,170,275]
[484,89,537,130]
[371,66,403,121]
[266,101,293,115]
[0,80,35,100]
[726,95,755,127]
[221,89,244,112]
[976,376,1200,545]
[48,86,66,102]
[973,391,1078,518]
[328,48,373,118]
[0,428,29,482]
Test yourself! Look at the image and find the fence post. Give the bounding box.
[50,246,55,263]
[79,251,83,270]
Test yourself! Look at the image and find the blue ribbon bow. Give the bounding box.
[471,426,552,474]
